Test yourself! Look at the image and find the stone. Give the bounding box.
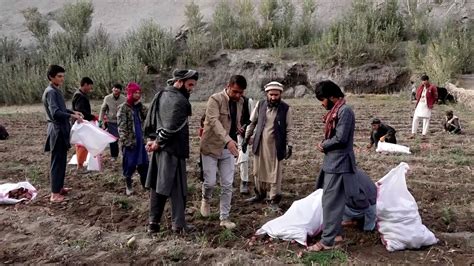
[294,85,308,98]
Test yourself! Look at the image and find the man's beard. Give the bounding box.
[179,85,190,99]
[326,100,335,110]
[268,99,281,108]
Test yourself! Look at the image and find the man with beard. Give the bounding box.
[42,65,83,203]
[309,80,359,252]
[99,84,126,161]
[200,75,247,229]
[144,69,198,234]
[241,81,293,209]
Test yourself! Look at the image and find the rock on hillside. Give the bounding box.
[181,49,410,101]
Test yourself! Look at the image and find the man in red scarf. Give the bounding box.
[310,80,358,252]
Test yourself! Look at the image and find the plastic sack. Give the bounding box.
[236,135,249,164]
[256,189,324,246]
[376,162,438,251]
[0,182,38,204]
[68,153,102,171]
[376,142,411,154]
[70,121,117,156]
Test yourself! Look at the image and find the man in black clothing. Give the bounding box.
[72,77,95,170]
[144,69,198,234]
[366,118,397,149]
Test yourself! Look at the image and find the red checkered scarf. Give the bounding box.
[323,98,346,139]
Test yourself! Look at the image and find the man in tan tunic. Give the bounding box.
[242,81,293,208]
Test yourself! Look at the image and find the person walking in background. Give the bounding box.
[411,75,438,139]
[443,110,462,134]
[236,95,255,194]
[200,75,247,229]
[242,81,293,209]
[144,69,198,234]
[72,77,95,171]
[99,83,126,161]
[366,118,397,150]
[42,65,83,203]
[410,81,417,101]
[309,80,358,252]
[117,82,148,196]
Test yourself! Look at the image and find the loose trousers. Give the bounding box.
[321,172,346,246]
[50,140,68,193]
[412,116,430,135]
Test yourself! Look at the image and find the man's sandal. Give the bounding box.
[307,241,340,252]
[59,188,72,195]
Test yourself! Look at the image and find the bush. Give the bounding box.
[408,20,473,85]
[185,1,206,33]
[310,0,402,67]
[0,36,22,63]
[55,0,93,37]
[292,0,317,46]
[21,7,49,45]
[122,20,176,70]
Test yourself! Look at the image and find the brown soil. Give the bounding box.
[0,95,473,264]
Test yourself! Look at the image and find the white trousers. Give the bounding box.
[412,116,430,135]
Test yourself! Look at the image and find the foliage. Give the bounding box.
[55,0,93,37]
[21,7,49,45]
[301,250,348,265]
[0,36,22,63]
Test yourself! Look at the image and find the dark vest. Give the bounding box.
[240,96,251,126]
[252,100,289,161]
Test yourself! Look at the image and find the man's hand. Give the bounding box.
[237,127,245,136]
[379,136,386,142]
[284,145,293,160]
[227,140,239,157]
[316,142,324,153]
[146,140,159,152]
[72,113,83,123]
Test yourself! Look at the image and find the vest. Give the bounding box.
[252,100,289,161]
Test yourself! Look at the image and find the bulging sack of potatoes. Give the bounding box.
[0,181,38,204]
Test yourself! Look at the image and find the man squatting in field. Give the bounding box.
[117,83,149,195]
[144,69,198,234]
[443,110,462,134]
[366,118,397,150]
[42,65,83,203]
[99,83,126,161]
[309,80,361,251]
[72,77,96,171]
[242,81,293,209]
[200,75,247,229]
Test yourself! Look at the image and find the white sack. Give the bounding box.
[70,121,117,156]
[256,189,324,246]
[68,153,102,172]
[0,181,38,204]
[376,162,438,251]
[376,142,411,154]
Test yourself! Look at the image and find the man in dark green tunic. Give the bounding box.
[144,69,198,234]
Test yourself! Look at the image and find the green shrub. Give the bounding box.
[0,36,22,63]
[122,20,176,70]
[55,0,93,37]
[185,1,206,33]
[292,0,316,46]
[310,0,401,67]
[21,7,49,45]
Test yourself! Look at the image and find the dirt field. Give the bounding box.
[0,94,473,264]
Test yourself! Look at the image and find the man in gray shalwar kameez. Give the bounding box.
[144,69,198,234]
[309,80,360,252]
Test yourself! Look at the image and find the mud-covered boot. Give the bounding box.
[147,223,160,234]
[240,181,249,194]
[245,188,266,203]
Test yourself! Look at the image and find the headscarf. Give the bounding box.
[126,82,141,106]
[323,98,346,139]
[166,69,199,85]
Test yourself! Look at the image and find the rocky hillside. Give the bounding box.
[1,0,471,46]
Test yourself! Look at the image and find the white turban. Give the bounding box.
[264,81,284,92]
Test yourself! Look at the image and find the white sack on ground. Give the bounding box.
[70,121,117,156]
[68,153,102,171]
[0,182,38,204]
[376,142,411,154]
[376,162,438,251]
[256,189,324,246]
